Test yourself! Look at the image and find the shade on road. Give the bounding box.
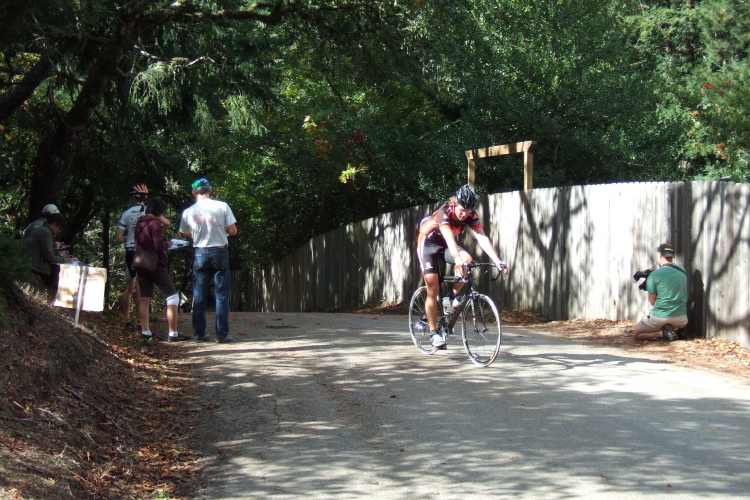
[185,312,750,499]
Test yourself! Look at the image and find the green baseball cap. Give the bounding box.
[191,178,211,191]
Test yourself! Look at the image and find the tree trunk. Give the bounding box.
[27,16,152,217]
[0,0,37,51]
[25,0,281,216]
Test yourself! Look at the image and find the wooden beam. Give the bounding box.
[465,140,536,161]
[465,140,537,191]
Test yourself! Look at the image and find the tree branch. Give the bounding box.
[173,1,287,25]
[0,55,58,122]
[136,48,216,67]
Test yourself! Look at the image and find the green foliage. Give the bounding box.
[0,236,32,288]
[411,0,673,186]
[130,62,186,117]
[629,0,750,180]
[2,0,750,281]
[689,0,750,178]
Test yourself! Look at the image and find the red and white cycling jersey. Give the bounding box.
[417,202,481,248]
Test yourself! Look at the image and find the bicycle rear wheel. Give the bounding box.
[461,294,502,366]
[409,286,438,354]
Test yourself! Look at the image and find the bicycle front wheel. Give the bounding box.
[409,286,438,354]
[461,294,502,366]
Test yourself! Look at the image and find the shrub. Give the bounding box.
[0,235,32,288]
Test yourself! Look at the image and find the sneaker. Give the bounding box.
[122,320,139,330]
[167,333,190,342]
[216,337,233,344]
[430,331,446,348]
[140,333,153,341]
[661,324,677,341]
[194,336,209,343]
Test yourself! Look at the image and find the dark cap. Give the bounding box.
[657,243,675,257]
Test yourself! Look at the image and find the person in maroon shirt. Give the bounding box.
[417,184,509,348]
[134,198,188,342]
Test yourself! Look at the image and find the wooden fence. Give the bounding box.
[230,181,750,347]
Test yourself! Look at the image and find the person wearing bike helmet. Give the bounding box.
[116,184,165,329]
[417,184,509,348]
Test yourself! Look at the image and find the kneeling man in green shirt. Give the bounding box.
[633,243,688,342]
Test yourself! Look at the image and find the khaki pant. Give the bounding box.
[635,313,688,334]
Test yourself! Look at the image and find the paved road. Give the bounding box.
[184,312,750,499]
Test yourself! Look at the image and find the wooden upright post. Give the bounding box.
[467,157,476,187]
[523,147,534,191]
[465,140,537,191]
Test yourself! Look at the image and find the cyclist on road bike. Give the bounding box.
[417,184,509,348]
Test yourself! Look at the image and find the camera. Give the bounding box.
[632,268,654,291]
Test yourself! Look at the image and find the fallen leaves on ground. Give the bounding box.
[0,284,199,499]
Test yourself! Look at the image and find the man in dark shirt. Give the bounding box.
[26,213,74,290]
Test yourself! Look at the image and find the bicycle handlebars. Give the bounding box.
[464,261,506,269]
[461,261,507,281]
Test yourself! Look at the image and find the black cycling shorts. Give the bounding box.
[125,249,137,279]
[418,240,465,276]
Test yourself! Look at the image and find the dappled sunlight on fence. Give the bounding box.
[232,181,750,346]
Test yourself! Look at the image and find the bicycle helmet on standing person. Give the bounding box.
[455,184,478,210]
[128,184,149,201]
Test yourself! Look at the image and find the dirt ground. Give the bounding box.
[0,285,198,500]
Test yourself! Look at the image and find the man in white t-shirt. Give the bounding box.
[178,178,237,343]
[116,184,153,329]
